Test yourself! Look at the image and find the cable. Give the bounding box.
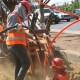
[0,24,42,60]
[23,25,42,55]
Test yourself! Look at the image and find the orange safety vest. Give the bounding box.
[54,73,69,80]
[6,12,27,46]
[0,25,3,31]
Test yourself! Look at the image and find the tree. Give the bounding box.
[30,0,50,28]
[37,0,50,28]
[29,0,51,28]
[59,0,80,12]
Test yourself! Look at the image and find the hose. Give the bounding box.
[35,0,80,18]
[0,24,43,77]
[34,0,80,52]
[0,24,42,61]
[47,19,80,52]
[44,19,80,77]
[23,25,42,54]
[34,0,80,76]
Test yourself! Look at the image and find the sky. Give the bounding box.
[48,0,74,5]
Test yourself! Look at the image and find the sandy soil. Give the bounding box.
[0,33,80,80]
[50,32,80,53]
[50,32,80,80]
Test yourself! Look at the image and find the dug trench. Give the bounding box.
[0,33,80,80]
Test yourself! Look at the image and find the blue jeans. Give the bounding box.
[7,44,30,80]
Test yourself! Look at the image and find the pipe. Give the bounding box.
[35,0,80,18]
[44,19,80,76]
[34,0,80,76]
[47,19,80,52]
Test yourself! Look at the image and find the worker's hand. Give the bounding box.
[33,37,36,40]
[17,24,22,30]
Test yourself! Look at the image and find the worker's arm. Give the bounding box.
[7,13,19,32]
[26,33,33,39]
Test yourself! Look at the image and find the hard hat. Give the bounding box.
[20,0,31,12]
[51,58,64,67]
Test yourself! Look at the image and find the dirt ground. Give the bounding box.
[0,32,80,80]
[50,32,80,80]
[50,32,80,53]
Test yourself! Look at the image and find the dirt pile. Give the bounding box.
[0,56,80,80]
[0,33,80,80]
[0,56,15,80]
[50,32,80,80]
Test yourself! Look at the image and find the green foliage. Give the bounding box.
[59,0,80,12]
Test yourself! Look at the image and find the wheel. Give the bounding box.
[45,19,47,24]
[54,21,59,24]
[67,19,70,22]
[76,17,79,20]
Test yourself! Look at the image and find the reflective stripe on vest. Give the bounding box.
[6,31,27,46]
[6,36,26,41]
[6,12,27,46]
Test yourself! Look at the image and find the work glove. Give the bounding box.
[16,24,22,30]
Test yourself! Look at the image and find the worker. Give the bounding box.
[0,25,3,31]
[0,25,4,40]
[50,57,69,80]
[6,0,32,80]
